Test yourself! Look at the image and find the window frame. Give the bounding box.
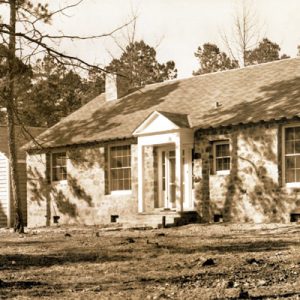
[282,124,300,187]
[50,151,68,183]
[108,144,132,194]
[212,140,231,175]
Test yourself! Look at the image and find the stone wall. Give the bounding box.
[27,143,138,227]
[27,153,49,227]
[194,122,299,223]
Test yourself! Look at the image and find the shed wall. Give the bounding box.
[0,154,9,227]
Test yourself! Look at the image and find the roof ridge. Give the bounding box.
[26,56,300,150]
[140,56,300,90]
[193,56,300,79]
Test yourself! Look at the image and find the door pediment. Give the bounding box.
[133,111,190,136]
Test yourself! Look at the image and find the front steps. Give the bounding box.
[118,210,201,228]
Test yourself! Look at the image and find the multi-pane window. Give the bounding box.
[214,141,230,173]
[284,127,300,183]
[52,152,67,181]
[110,145,131,191]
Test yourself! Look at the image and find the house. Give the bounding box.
[0,126,45,227]
[25,58,300,227]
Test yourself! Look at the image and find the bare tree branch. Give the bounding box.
[0,0,137,232]
[34,0,84,23]
[0,26,110,73]
[220,1,261,67]
[41,18,136,40]
[12,103,44,150]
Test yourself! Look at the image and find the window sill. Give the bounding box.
[285,182,300,188]
[215,170,230,176]
[110,190,132,195]
[51,180,68,186]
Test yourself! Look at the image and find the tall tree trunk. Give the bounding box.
[6,0,24,233]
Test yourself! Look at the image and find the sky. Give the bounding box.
[10,0,300,78]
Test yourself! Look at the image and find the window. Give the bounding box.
[51,152,67,181]
[110,145,131,191]
[284,126,300,184]
[213,141,230,174]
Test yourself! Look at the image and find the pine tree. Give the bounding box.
[193,43,238,75]
[107,40,177,89]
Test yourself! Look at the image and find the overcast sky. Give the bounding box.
[21,0,300,78]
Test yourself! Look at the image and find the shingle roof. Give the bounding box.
[28,57,300,149]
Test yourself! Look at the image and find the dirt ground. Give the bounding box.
[0,223,299,300]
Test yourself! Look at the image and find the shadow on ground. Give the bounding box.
[0,251,133,270]
[163,239,300,254]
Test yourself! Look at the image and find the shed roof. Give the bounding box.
[27,57,300,149]
[0,126,46,159]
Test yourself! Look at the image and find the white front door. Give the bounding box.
[162,149,176,209]
[157,146,192,210]
[158,147,182,209]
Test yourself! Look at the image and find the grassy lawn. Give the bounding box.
[0,223,299,299]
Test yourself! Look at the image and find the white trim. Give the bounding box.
[137,144,144,212]
[157,148,163,208]
[108,144,132,194]
[175,139,183,211]
[216,170,230,176]
[136,128,194,213]
[49,151,68,183]
[158,146,177,210]
[6,157,11,227]
[282,123,300,186]
[156,145,194,211]
[212,140,231,175]
[51,179,68,187]
[185,147,193,210]
[133,111,180,136]
[286,182,300,188]
[110,190,132,195]
[0,151,8,160]
[0,152,11,227]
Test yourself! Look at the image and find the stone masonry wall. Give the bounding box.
[27,143,138,227]
[143,146,156,212]
[27,153,50,227]
[194,122,299,223]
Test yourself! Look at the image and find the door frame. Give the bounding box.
[157,146,176,209]
[157,145,193,210]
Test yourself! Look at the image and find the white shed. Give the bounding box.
[0,152,11,227]
[0,126,46,228]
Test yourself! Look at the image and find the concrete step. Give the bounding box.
[118,210,201,228]
[118,213,179,228]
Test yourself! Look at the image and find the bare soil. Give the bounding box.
[0,223,299,299]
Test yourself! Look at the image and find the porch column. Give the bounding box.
[137,143,144,213]
[185,147,193,210]
[175,139,183,212]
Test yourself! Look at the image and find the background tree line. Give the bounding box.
[1,34,297,127]
[1,34,295,129]
[0,40,177,128]
[193,38,291,75]
[193,2,293,75]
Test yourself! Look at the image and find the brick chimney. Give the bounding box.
[105,73,130,101]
